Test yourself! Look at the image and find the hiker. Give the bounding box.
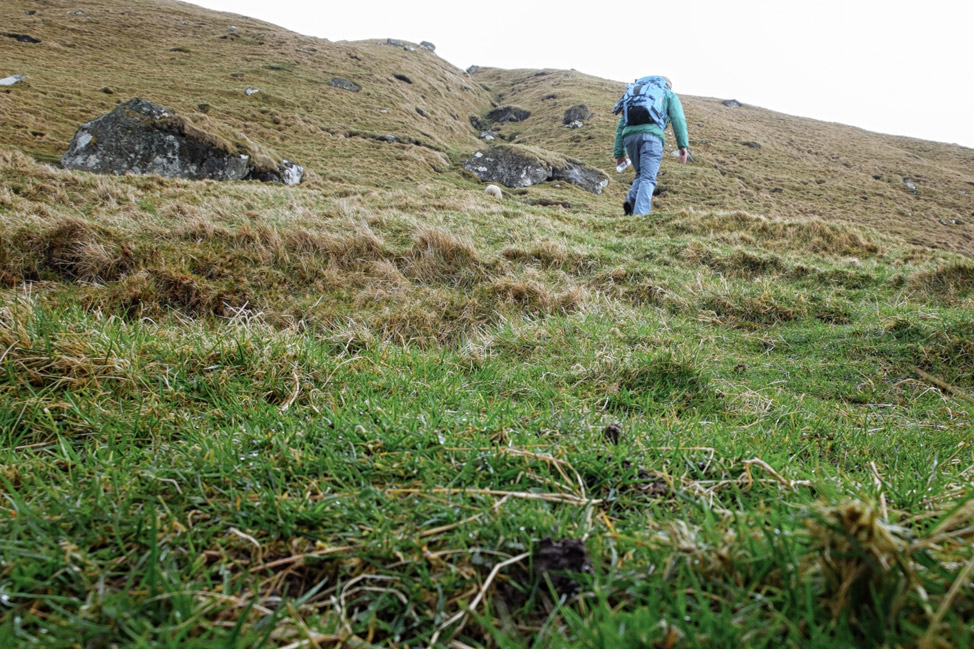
[612,75,690,216]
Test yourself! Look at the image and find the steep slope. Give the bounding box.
[2,0,973,254]
[471,67,974,254]
[0,0,492,187]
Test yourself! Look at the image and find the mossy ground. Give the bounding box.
[1,1,972,648]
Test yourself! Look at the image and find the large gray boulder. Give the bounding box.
[463,144,609,195]
[61,98,303,185]
[486,106,531,123]
[563,104,592,124]
[463,147,549,189]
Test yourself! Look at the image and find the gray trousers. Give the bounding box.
[624,133,664,215]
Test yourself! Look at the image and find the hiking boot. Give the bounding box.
[623,199,633,216]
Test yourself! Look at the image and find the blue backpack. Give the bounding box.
[613,76,669,128]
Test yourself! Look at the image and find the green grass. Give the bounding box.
[1,223,972,646]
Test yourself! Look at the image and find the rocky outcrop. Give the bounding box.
[469,115,489,131]
[486,106,530,123]
[2,33,41,44]
[463,144,609,195]
[563,104,592,124]
[61,98,303,185]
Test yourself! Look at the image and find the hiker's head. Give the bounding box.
[662,76,673,90]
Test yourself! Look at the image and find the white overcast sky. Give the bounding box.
[187,0,974,149]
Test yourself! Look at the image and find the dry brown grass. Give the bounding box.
[472,67,974,256]
[489,272,588,316]
[1,216,140,284]
[3,0,973,257]
[664,208,884,258]
[906,261,974,305]
[404,227,488,287]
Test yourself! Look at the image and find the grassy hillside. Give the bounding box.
[1,1,972,648]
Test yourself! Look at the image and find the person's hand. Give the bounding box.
[678,148,689,165]
[615,157,627,166]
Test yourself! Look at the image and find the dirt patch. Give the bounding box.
[532,537,591,595]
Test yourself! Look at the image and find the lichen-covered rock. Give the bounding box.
[61,98,303,185]
[463,147,549,188]
[463,144,609,195]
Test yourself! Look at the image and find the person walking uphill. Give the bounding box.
[612,75,689,216]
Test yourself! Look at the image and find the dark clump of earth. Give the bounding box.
[532,536,591,595]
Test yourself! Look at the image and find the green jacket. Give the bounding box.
[612,88,689,158]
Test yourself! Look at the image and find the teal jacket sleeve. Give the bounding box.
[612,116,626,159]
[667,92,689,149]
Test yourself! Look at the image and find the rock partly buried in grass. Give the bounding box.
[463,144,609,194]
[0,75,25,87]
[2,33,41,44]
[551,164,610,195]
[61,98,304,185]
[330,77,361,92]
